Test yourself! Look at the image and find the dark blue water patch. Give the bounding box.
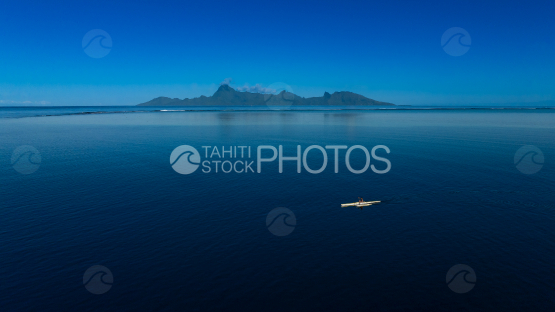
[0,111,555,311]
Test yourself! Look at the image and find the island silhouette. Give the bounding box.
[137,84,394,106]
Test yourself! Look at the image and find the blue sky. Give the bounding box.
[1,0,554,106]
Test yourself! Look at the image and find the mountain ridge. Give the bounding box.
[137,85,394,106]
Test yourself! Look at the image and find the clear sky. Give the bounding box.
[1,0,554,106]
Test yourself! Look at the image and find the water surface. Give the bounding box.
[1,109,554,311]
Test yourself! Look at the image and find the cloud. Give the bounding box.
[236,84,276,94]
[220,78,233,86]
[219,79,280,94]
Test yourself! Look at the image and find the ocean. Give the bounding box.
[1,107,554,311]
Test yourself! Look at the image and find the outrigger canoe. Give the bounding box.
[341,201,381,208]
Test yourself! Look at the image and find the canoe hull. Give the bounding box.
[341,201,381,207]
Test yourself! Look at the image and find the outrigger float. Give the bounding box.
[341,201,381,208]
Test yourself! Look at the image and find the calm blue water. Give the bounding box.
[1,108,555,311]
[0,105,399,118]
[1,105,552,118]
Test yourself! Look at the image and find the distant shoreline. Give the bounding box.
[136,84,395,107]
[2,106,555,120]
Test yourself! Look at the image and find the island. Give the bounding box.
[137,84,394,106]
